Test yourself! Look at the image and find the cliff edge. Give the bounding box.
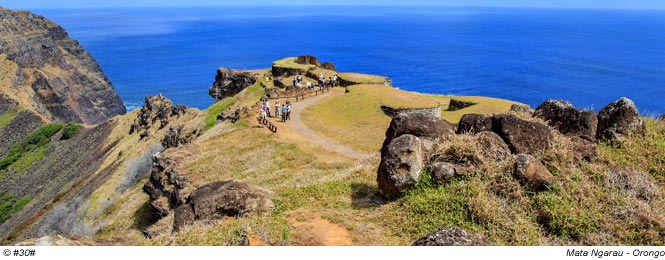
[0,7,126,125]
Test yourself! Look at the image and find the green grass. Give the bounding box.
[429,95,522,124]
[0,110,17,129]
[0,123,62,172]
[204,98,236,130]
[60,122,82,140]
[0,193,30,225]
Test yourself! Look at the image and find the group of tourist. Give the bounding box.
[259,99,292,124]
[290,73,339,90]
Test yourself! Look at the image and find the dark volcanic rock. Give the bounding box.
[412,227,492,246]
[209,68,257,101]
[475,131,511,162]
[457,114,493,135]
[130,95,188,134]
[534,99,598,141]
[597,97,646,143]
[295,55,321,66]
[0,8,126,124]
[448,99,475,111]
[377,134,425,198]
[491,114,553,155]
[513,154,555,191]
[143,153,188,217]
[429,162,463,185]
[320,61,336,71]
[381,112,456,157]
[571,137,598,161]
[174,180,274,232]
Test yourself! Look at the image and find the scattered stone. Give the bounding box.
[491,114,553,155]
[448,99,475,111]
[597,97,646,143]
[475,131,511,162]
[513,154,555,191]
[173,180,275,232]
[208,68,257,101]
[377,134,425,198]
[217,109,241,123]
[429,162,463,185]
[534,99,597,141]
[457,114,493,135]
[510,104,533,114]
[381,112,455,157]
[570,137,598,161]
[412,227,492,246]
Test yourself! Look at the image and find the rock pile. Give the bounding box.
[377,97,646,198]
[129,95,188,135]
[143,154,188,218]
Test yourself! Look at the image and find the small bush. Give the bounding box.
[0,193,30,225]
[0,123,62,171]
[60,123,82,140]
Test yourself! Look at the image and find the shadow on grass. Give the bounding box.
[351,182,387,209]
[131,199,160,231]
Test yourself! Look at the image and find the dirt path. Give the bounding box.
[286,91,366,160]
[290,212,353,246]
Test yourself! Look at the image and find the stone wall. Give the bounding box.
[381,103,441,118]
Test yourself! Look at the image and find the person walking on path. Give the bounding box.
[281,104,287,122]
[274,100,280,118]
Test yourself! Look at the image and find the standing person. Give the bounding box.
[332,74,338,86]
[292,77,297,87]
[286,101,292,121]
[274,100,280,119]
[263,100,270,117]
[306,81,313,90]
[281,104,287,122]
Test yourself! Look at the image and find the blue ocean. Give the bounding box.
[34,6,665,114]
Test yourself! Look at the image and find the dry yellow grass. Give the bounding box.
[430,95,524,124]
[338,72,388,84]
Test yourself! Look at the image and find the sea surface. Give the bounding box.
[33,6,665,114]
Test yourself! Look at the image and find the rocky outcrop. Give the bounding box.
[320,62,336,71]
[457,114,492,135]
[173,180,274,232]
[491,114,553,155]
[208,68,257,101]
[380,104,441,119]
[143,154,188,218]
[0,8,126,124]
[412,227,492,246]
[597,97,645,143]
[295,55,321,66]
[448,99,475,111]
[659,115,665,122]
[129,95,188,135]
[380,112,456,157]
[377,134,425,198]
[534,99,597,141]
[162,125,199,149]
[513,154,555,191]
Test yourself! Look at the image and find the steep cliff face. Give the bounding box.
[0,7,126,125]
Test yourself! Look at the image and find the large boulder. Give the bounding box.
[448,99,475,111]
[381,112,456,157]
[412,227,492,246]
[209,68,257,101]
[597,97,646,143]
[174,180,274,232]
[534,99,597,141]
[513,154,555,191]
[491,114,553,155]
[295,55,321,66]
[377,134,425,198]
[457,114,493,135]
[475,131,511,162]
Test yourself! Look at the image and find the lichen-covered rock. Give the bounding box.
[381,112,455,157]
[173,180,274,232]
[513,154,555,191]
[377,134,425,198]
[510,104,533,114]
[491,114,553,155]
[0,8,126,124]
[208,68,257,101]
[534,99,597,141]
[597,97,646,143]
[412,227,492,246]
[457,114,493,135]
[448,99,475,111]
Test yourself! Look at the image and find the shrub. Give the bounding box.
[60,122,82,140]
[0,123,62,171]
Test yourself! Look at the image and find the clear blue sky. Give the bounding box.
[2,0,665,9]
